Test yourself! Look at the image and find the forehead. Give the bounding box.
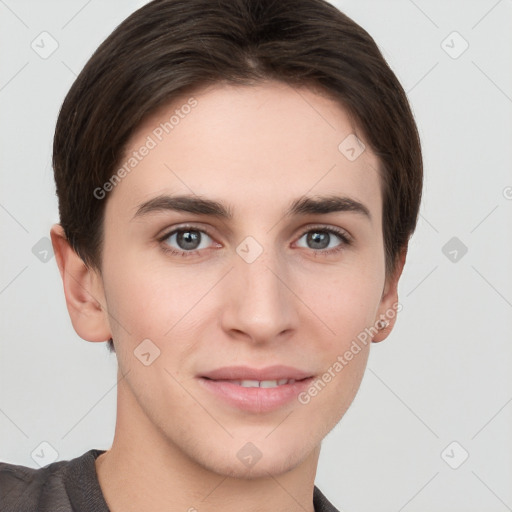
[107,80,382,223]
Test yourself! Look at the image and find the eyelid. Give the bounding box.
[298,223,353,243]
[158,222,216,240]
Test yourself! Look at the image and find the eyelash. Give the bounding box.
[157,224,352,258]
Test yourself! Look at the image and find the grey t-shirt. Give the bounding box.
[0,449,341,511]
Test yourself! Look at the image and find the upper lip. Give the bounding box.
[200,365,314,381]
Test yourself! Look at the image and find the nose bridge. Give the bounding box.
[222,241,297,341]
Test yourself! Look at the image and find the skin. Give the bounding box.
[51,80,406,512]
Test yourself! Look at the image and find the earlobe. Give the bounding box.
[372,245,408,343]
[50,224,112,343]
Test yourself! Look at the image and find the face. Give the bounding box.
[93,80,401,477]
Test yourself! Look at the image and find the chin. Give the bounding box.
[196,440,314,480]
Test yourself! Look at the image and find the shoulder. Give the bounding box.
[0,458,63,512]
[0,449,106,512]
[313,485,342,512]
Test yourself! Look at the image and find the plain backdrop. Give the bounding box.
[1,1,511,511]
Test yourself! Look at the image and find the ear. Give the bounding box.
[371,245,407,343]
[50,224,111,342]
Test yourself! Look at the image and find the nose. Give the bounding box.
[220,246,298,345]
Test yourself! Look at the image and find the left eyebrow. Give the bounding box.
[286,195,372,222]
[132,193,371,222]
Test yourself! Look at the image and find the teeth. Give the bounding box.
[235,379,296,388]
[240,379,261,388]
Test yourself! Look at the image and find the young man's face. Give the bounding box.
[76,81,403,477]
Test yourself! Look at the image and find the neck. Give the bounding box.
[95,371,319,512]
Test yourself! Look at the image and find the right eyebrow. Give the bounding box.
[133,195,233,220]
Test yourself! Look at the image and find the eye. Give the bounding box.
[157,224,352,258]
[295,226,352,255]
[159,226,217,256]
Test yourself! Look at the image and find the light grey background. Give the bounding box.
[1,1,511,511]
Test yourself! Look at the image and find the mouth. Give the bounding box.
[197,375,315,413]
[199,364,314,382]
[202,377,306,387]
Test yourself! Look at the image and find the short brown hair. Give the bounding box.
[53,0,423,350]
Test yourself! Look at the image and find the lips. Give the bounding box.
[197,375,316,413]
[200,364,313,382]
[197,365,316,413]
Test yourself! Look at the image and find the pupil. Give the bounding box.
[309,231,329,249]
[178,230,200,250]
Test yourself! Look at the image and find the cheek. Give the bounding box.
[102,254,213,352]
[298,275,375,413]
[298,265,383,346]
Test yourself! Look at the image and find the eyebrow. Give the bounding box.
[133,194,371,222]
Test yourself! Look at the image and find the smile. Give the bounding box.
[198,376,315,413]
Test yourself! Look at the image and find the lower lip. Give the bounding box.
[197,377,315,413]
